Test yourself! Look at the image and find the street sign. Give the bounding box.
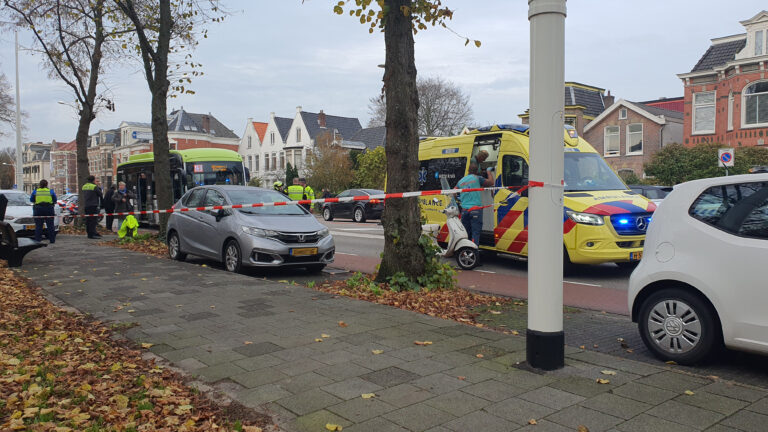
[131,130,153,140]
[718,148,734,168]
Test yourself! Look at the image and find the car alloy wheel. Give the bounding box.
[224,240,242,273]
[323,207,333,221]
[167,232,186,261]
[353,207,366,223]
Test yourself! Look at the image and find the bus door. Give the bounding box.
[471,134,500,247]
[494,153,530,255]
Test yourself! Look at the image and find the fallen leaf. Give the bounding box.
[457,376,466,380]
[577,426,590,432]
[321,333,331,338]
[665,360,678,365]
[371,350,384,355]
[593,344,599,348]
[414,340,433,346]
[326,423,343,431]
[579,345,586,350]
[684,390,695,396]
[127,309,135,313]
[244,341,253,345]
[490,310,502,315]
[361,393,376,399]
[596,378,610,384]
[601,370,617,376]
[338,321,348,327]
[315,338,324,342]
[528,419,537,425]
[476,353,484,358]
[626,349,634,353]
[140,343,153,349]
[511,330,519,335]
[210,305,216,309]
[79,279,87,283]
[113,394,129,410]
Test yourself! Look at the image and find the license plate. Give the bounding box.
[291,247,318,256]
[26,225,35,230]
[630,251,643,261]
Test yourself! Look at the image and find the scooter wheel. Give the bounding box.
[62,216,73,225]
[456,247,479,270]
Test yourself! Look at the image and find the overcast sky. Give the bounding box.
[0,1,766,148]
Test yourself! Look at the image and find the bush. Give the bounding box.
[644,143,768,185]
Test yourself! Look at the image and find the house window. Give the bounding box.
[297,128,302,142]
[280,151,285,169]
[247,155,252,171]
[254,155,259,172]
[247,136,252,149]
[627,123,643,154]
[744,81,768,126]
[728,91,734,131]
[270,132,275,145]
[756,30,764,56]
[272,152,277,171]
[693,91,716,134]
[294,150,301,169]
[619,108,627,120]
[604,126,620,155]
[264,153,270,171]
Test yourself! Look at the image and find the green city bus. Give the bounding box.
[116,148,248,225]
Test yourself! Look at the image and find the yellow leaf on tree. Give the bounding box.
[326,423,343,431]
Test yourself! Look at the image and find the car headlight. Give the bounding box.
[317,228,330,238]
[566,210,604,226]
[241,226,278,237]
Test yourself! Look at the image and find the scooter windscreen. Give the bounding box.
[439,176,459,209]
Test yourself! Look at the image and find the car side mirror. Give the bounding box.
[215,208,230,222]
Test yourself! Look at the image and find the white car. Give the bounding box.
[629,174,768,364]
[0,189,61,238]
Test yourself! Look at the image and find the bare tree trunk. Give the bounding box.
[376,0,425,282]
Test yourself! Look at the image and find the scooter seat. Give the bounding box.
[422,224,441,236]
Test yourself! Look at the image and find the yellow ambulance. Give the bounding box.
[417,124,656,269]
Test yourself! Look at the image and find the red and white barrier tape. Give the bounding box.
[31,182,544,219]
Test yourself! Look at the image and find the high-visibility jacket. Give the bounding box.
[286,184,304,201]
[81,182,102,207]
[33,188,53,204]
[304,186,315,202]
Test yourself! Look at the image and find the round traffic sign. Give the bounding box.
[720,152,732,163]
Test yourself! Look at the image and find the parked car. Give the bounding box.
[166,185,334,273]
[628,184,673,206]
[0,189,60,238]
[321,189,385,223]
[629,173,768,364]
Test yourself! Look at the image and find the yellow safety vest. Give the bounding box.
[304,186,315,201]
[34,188,53,204]
[286,184,304,201]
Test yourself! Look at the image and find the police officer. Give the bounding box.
[81,175,103,239]
[299,178,315,212]
[286,178,304,203]
[30,179,57,243]
[273,180,285,195]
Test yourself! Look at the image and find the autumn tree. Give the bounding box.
[354,146,386,189]
[368,75,473,136]
[305,130,355,193]
[112,0,224,235]
[0,70,16,137]
[0,148,14,188]
[3,0,122,198]
[334,0,477,283]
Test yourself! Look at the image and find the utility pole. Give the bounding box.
[14,30,23,190]
[526,0,566,370]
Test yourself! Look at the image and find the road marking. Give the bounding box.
[330,231,384,240]
[336,252,359,256]
[564,280,602,287]
[475,269,496,274]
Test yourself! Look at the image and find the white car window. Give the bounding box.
[690,182,768,239]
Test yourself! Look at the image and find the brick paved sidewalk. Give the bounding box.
[17,235,768,432]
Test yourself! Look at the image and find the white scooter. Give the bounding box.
[422,194,480,270]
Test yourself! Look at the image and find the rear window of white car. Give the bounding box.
[689,182,768,239]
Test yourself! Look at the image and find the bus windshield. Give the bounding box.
[186,161,245,186]
[564,152,627,192]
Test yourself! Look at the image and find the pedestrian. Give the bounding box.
[286,178,304,203]
[322,188,332,199]
[81,175,103,239]
[471,150,490,175]
[30,179,57,243]
[273,180,285,195]
[112,181,136,231]
[103,183,117,232]
[299,177,315,212]
[456,162,494,248]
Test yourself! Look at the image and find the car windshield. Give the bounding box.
[564,153,627,192]
[362,189,384,195]
[645,188,670,200]
[226,189,306,215]
[3,192,32,206]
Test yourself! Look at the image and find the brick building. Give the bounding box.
[678,10,768,148]
[88,129,119,187]
[50,140,77,194]
[584,100,683,178]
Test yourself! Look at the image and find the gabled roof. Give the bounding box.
[347,126,386,150]
[300,111,362,140]
[691,37,747,72]
[54,140,77,152]
[274,117,293,142]
[168,109,239,139]
[121,121,151,128]
[583,99,681,133]
[565,83,605,118]
[635,103,684,120]
[252,122,268,142]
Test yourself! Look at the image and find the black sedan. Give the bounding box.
[321,189,384,223]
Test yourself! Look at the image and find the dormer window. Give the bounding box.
[619,108,627,120]
[756,30,764,56]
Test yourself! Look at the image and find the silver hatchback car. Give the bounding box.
[166,185,334,273]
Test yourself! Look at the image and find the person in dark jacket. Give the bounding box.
[112,181,136,230]
[81,175,103,239]
[103,183,117,232]
[30,179,57,243]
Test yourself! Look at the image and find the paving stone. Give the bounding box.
[238,384,293,408]
[275,358,325,377]
[514,419,573,432]
[278,371,335,394]
[387,346,435,362]
[181,311,219,321]
[192,362,246,383]
[699,382,767,402]
[581,393,652,420]
[293,409,351,432]
[176,357,207,370]
[315,362,373,381]
[195,349,246,366]
[232,341,282,357]
[444,363,500,383]
[360,367,422,388]
[231,368,288,388]
[233,354,283,371]
[412,373,471,395]
[519,386,585,410]
[351,353,404,371]
[611,382,678,405]
[424,390,490,416]
[490,352,527,367]
[343,417,409,432]
[495,368,556,390]
[703,424,745,432]
[277,389,344,416]
[546,404,622,432]
[441,410,516,432]
[548,375,614,398]
[720,409,768,432]
[376,383,436,408]
[166,335,209,349]
[321,377,384,400]
[460,379,525,402]
[271,346,317,362]
[615,413,698,432]
[634,371,711,393]
[383,402,455,431]
[327,397,398,423]
[397,358,453,376]
[311,349,363,366]
[676,391,749,416]
[485,397,556,426]
[747,397,768,414]
[646,399,724,429]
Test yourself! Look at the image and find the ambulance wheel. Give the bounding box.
[456,247,479,270]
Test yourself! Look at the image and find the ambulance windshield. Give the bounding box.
[564,153,626,192]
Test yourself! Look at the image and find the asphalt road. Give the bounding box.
[321,217,635,292]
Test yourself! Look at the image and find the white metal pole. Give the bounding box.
[527,0,566,370]
[14,30,24,191]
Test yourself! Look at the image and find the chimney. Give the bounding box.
[603,90,615,107]
[270,112,275,120]
[202,115,210,133]
[318,109,327,128]
[296,106,302,114]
